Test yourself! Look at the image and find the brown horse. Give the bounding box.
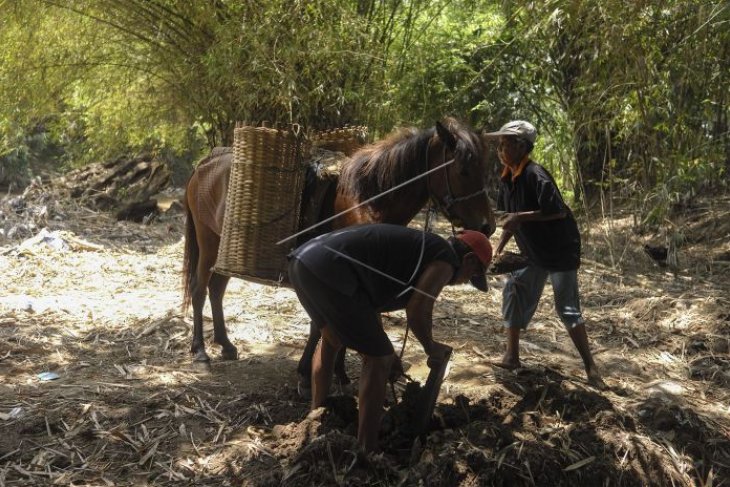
[182,118,496,385]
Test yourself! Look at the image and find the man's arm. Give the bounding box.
[497,209,566,254]
[405,260,453,363]
[496,228,514,255]
[501,209,566,233]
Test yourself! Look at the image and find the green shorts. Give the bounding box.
[502,265,584,330]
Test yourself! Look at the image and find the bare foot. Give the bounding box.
[491,355,521,370]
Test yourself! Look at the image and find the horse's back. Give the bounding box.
[189,147,345,241]
[189,148,233,236]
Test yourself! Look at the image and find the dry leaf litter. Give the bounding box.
[0,179,728,486]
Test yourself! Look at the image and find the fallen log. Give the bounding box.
[59,153,171,220]
[115,199,159,223]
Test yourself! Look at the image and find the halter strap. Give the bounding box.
[426,144,488,232]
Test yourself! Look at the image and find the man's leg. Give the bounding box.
[357,353,393,452]
[566,323,604,387]
[551,270,605,388]
[312,326,342,408]
[501,266,547,368]
[502,326,522,369]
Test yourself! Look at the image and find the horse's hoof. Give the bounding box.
[297,381,312,400]
[221,348,238,360]
[193,351,211,363]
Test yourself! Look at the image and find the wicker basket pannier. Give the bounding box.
[213,124,308,285]
[312,126,368,156]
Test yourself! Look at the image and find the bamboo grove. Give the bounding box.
[1,1,728,218]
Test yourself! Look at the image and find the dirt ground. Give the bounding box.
[1,182,729,486]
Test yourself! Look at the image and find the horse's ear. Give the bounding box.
[435,121,457,151]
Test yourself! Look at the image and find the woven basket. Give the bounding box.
[213,124,308,285]
[313,126,368,156]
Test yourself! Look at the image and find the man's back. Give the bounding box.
[290,223,458,309]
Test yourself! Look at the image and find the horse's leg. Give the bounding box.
[297,320,321,390]
[190,263,211,363]
[333,347,349,386]
[209,272,237,360]
[191,224,220,363]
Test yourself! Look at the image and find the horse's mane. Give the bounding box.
[338,127,434,202]
[338,117,482,203]
[445,117,484,166]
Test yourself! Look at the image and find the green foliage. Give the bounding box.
[446,0,728,225]
[505,1,728,199]
[380,1,503,126]
[1,0,415,170]
[0,0,201,177]
[0,0,727,229]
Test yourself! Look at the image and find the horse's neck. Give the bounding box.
[368,176,429,226]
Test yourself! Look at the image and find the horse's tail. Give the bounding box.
[181,187,198,313]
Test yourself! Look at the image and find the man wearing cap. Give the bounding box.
[288,223,492,452]
[484,121,604,387]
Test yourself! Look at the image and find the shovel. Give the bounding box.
[412,346,452,437]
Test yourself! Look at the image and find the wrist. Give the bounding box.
[519,211,541,222]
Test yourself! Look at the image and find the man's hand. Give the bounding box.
[426,341,453,369]
[500,213,522,233]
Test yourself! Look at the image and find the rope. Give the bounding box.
[393,204,435,405]
[276,157,456,246]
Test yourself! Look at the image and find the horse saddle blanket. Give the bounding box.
[195,147,234,236]
[195,146,344,240]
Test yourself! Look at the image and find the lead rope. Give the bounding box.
[397,145,441,369]
[391,204,435,404]
[391,144,452,403]
[442,146,459,239]
[393,143,438,383]
[399,205,435,358]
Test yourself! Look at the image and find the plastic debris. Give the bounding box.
[0,407,24,421]
[37,371,61,381]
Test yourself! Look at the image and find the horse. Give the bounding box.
[182,118,496,387]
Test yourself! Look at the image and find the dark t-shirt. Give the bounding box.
[289,223,459,310]
[497,161,581,271]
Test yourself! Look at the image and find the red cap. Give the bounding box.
[456,230,493,266]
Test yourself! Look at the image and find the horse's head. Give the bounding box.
[427,119,496,236]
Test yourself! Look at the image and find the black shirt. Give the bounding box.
[289,224,459,310]
[497,161,581,271]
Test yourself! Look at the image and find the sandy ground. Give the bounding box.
[0,185,729,486]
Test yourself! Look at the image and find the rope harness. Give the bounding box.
[427,144,489,234]
[278,134,490,402]
[393,142,489,400]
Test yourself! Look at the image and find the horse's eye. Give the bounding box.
[460,160,470,177]
[453,151,468,176]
